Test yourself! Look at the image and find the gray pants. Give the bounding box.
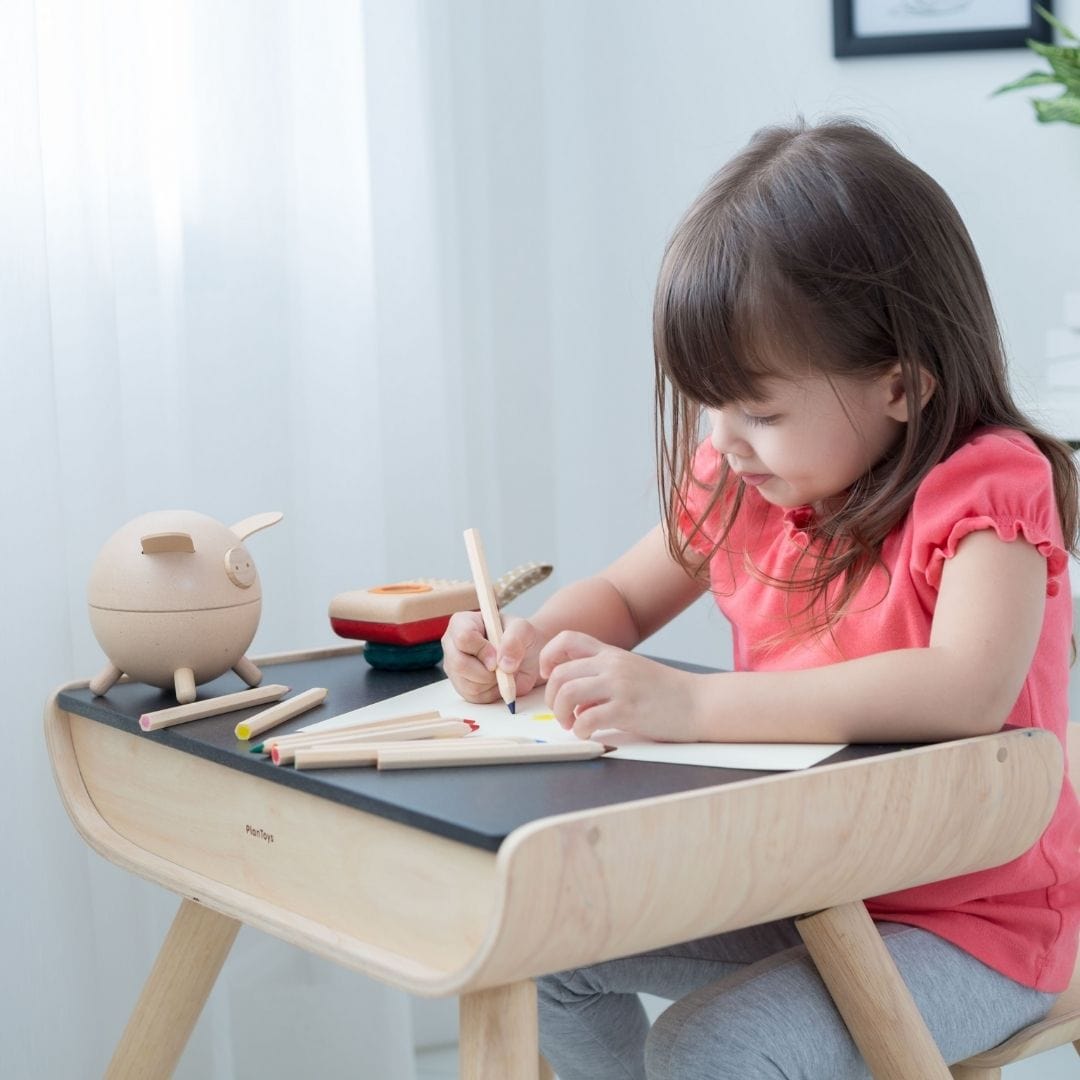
[536,919,1056,1079]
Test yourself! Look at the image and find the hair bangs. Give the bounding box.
[653,223,822,410]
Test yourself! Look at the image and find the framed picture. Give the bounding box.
[833,0,1054,57]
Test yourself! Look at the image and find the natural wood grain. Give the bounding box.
[797,901,950,1079]
[461,728,1061,992]
[460,981,539,1080]
[376,740,607,770]
[139,684,288,731]
[45,673,1061,999]
[948,722,1080,1073]
[463,528,516,711]
[104,898,239,1080]
[46,697,496,986]
[44,645,1067,1080]
[235,687,327,740]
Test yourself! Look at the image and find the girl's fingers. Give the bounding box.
[570,701,618,740]
[539,630,604,679]
[445,611,497,669]
[547,667,610,730]
[543,655,602,712]
[459,683,503,705]
[498,617,536,675]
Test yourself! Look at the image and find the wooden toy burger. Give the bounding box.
[330,562,552,670]
[87,510,283,704]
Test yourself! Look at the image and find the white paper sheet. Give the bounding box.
[304,678,846,771]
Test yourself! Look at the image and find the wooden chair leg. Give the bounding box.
[796,901,951,1080]
[949,1067,1001,1079]
[460,980,540,1080]
[538,1053,555,1079]
[105,898,240,1079]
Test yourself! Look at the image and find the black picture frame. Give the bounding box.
[833,0,1054,58]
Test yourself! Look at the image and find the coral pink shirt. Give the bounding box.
[681,427,1080,991]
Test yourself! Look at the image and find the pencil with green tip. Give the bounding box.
[463,527,517,714]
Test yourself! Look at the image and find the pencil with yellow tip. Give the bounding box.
[234,687,328,741]
[463,527,516,714]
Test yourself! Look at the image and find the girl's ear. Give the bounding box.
[883,362,936,422]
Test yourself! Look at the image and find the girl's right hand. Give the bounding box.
[441,611,544,704]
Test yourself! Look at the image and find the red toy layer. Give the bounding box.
[330,615,452,646]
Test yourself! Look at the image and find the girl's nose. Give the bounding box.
[709,411,753,457]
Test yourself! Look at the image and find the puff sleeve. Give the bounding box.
[910,430,1068,598]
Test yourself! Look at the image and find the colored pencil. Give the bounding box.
[463,527,516,714]
[251,709,443,753]
[252,709,444,753]
[293,737,535,771]
[376,740,610,770]
[268,717,473,754]
[139,684,289,732]
[234,687,328,740]
[270,719,478,765]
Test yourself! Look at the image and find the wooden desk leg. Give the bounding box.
[105,898,240,1080]
[460,980,541,1080]
[796,901,951,1080]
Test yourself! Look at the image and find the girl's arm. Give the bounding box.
[442,524,707,703]
[530,524,709,650]
[543,530,1049,743]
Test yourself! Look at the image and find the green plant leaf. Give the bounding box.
[993,70,1062,95]
[1035,4,1080,44]
[1033,94,1080,125]
[1025,41,1080,93]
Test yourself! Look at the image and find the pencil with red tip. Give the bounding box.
[463,527,516,715]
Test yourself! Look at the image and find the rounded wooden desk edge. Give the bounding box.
[45,645,1064,1001]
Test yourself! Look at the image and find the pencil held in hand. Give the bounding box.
[463,527,517,714]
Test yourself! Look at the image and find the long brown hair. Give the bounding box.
[654,118,1078,640]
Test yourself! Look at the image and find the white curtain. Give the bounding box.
[1,1,481,1075]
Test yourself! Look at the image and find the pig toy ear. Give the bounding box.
[141,532,196,554]
[229,511,283,541]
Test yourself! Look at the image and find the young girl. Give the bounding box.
[442,118,1080,1078]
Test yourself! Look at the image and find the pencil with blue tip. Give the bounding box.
[463,527,517,715]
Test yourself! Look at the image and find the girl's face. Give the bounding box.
[707,370,907,511]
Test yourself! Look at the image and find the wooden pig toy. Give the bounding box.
[87,510,283,704]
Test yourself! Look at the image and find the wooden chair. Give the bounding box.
[949,722,1080,1079]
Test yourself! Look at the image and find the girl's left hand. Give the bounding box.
[539,631,704,742]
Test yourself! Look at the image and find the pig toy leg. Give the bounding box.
[233,655,263,688]
[89,662,123,697]
[173,667,197,704]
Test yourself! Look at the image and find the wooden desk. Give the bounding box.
[45,645,1063,1080]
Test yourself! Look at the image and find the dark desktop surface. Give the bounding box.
[60,652,906,852]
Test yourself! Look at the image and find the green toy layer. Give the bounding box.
[363,639,444,671]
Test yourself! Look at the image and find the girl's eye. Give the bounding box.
[743,413,780,427]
